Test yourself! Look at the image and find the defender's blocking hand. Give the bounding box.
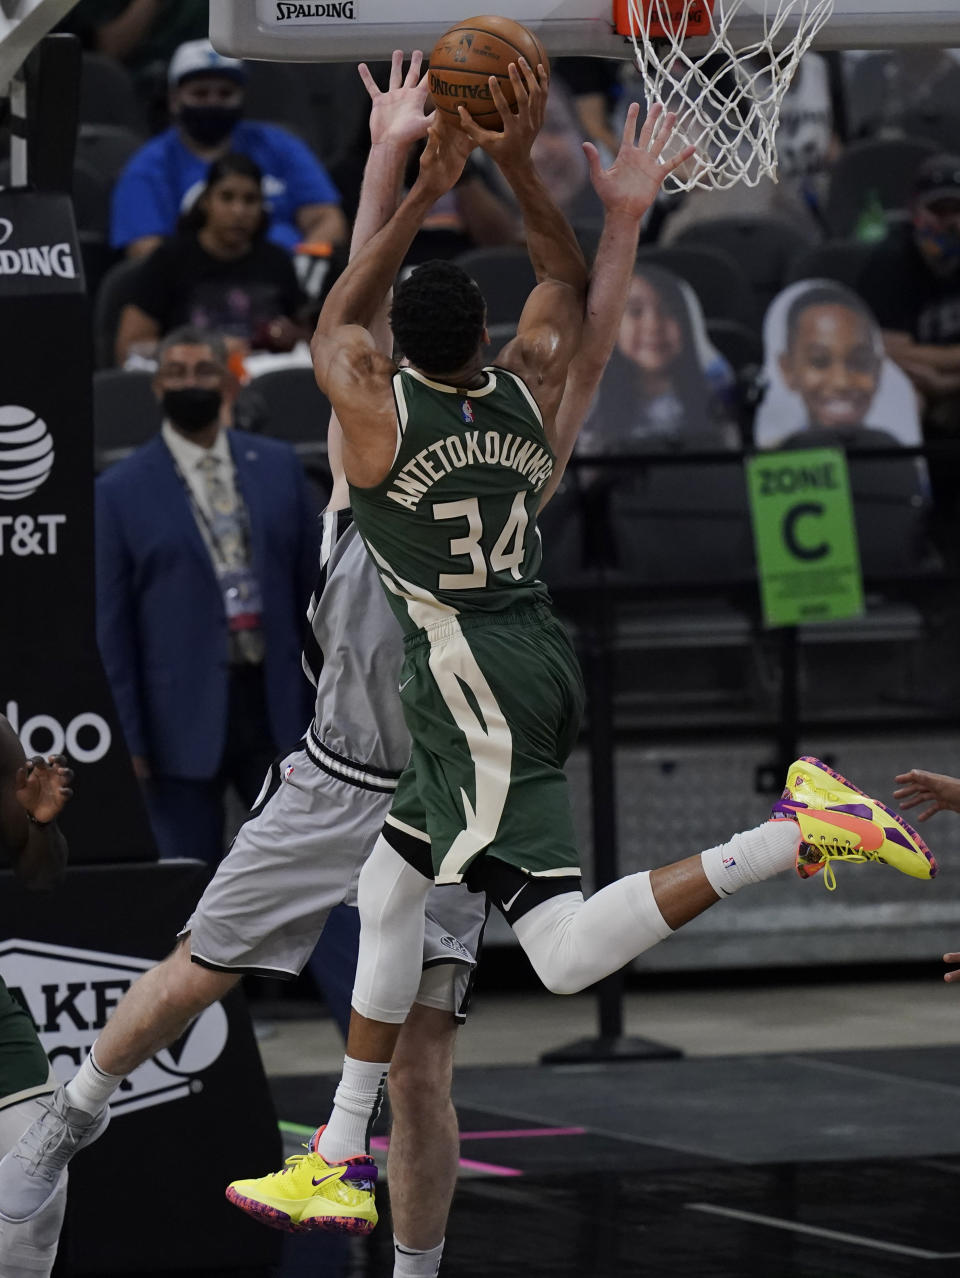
[584,102,697,220]
[360,49,434,148]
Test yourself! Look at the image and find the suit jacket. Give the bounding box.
[96,430,317,778]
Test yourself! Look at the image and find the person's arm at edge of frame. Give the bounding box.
[0,717,70,892]
[539,103,695,508]
[892,766,960,985]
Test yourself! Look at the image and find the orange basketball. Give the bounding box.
[428,15,550,131]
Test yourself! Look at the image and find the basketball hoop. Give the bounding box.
[615,0,835,191]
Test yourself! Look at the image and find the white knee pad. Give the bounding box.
[351,836,433,1023]
[511,873,673,995]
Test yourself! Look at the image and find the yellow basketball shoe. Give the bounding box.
[771,756,938,891]
[225,1127,377,1235]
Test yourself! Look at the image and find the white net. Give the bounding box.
[624,0,835,191]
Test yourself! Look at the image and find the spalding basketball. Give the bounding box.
[429,15,550,131]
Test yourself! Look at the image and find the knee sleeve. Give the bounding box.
[511,872,673,995]
[351,836,433,1023]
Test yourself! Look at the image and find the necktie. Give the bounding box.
[197,454,265,663]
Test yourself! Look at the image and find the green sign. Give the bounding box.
[745,448,864,628]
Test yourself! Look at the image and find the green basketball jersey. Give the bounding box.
[350,366,554,636]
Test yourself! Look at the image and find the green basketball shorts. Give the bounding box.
[384,602,585,885]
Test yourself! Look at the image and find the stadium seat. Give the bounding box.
[92,257,146,368]
[671,215,812,318]
[635,243,758,328]
[455,247,539,327]
[76,123,144,185]
[604,460,756,588]
[78,52,147,134]
[92,369,161,471]
[823,136,937,239]
[244,366,332,492]
[786,238,876,291]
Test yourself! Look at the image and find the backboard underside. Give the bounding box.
[210,1,960,62]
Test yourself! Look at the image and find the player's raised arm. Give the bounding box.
[325,50,434,506]
[457,59,587,430]
[310,119,475,392]
[539,103,695,506]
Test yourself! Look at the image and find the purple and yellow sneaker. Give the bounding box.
[771,756,938,891]
[226,1126,377,1235]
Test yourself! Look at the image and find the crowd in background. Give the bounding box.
[39,0,960,862]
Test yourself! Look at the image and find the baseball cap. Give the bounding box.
[913,154,960,207]
[168,39,248,88]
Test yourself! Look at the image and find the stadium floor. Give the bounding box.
[266,1048,960,1277]
[74,974,960,1277]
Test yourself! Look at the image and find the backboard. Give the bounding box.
[210,1,960,62]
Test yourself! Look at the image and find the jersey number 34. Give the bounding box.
[433,494,529,590]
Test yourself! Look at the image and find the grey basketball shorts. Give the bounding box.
[180,741,486,1020]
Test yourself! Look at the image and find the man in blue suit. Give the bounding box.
[96,326,317,863]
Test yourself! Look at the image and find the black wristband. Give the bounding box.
[26,812,51,828]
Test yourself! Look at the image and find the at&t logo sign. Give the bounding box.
[0,405,54,500]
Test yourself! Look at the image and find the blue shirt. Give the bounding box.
[110,120,340,252]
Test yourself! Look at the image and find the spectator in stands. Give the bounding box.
[59,1,206,73]
[578,263,737,453]
[859,154,960,429]
[111,40,347,258]
[554,57,623,162]
[115,153,307,365]
[95,326,316,864]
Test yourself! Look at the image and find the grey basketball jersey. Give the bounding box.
[302,508,410,788]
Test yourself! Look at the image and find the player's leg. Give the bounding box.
[387,1000,459,1277]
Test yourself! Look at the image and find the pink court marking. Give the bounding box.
[371,1125,585,1177]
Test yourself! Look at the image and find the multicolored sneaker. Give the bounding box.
[225,1126,378,1235]
[772,756,938,891]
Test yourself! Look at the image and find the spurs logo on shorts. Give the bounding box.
[0,939,229,1115]
[438,935,471,961]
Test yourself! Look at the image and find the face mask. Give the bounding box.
[163,387,222,433]
[176,104,242,147]
[915,223,960,273]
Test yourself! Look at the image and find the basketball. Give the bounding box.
[428,15,550,131]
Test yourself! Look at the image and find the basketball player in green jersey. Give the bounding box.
[255,57,935,1235]
[0,716,73,1274]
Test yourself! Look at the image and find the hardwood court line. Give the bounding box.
[686,1202,960,1260]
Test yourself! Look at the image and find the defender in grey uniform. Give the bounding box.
[182,505,484,1005]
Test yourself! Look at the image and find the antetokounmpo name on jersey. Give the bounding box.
[387,431,553,511]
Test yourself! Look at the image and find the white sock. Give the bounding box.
[394,1237,444,1277]
[317,1055,389,1162]
[63,1046,123,1116]
[700,820,801,898]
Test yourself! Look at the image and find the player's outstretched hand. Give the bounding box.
[584,102,696,221]
[455,56,547,171]
[894,768,960,822]
[15,755,73,826]
[944,953,960,984]
[417,117,477,198]
[360,49,434,148]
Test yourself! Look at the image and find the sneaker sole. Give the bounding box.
[225,1186,375,1235]
[796,756,938,877]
